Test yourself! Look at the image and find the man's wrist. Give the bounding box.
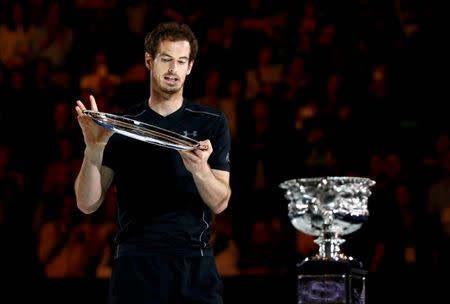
[84,145,106,163]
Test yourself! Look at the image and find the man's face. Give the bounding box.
[147,40,193,95]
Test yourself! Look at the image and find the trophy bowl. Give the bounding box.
[279,176,376,261]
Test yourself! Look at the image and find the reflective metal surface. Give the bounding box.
[280,176,376,260]
[83,110,201,151]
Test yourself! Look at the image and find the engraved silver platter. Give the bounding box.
[83,110,202,151]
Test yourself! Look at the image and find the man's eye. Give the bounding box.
[162,58,171,62]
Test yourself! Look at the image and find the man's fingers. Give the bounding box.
[76,95,98,116]
[76,100,85,109]
[89,95,98,111]
[197,140,211,151]
[75,100,86,116]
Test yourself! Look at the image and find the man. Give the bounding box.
[74,22,231,304]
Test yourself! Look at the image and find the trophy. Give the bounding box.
[279,176,376,304]
[83,110,205,151]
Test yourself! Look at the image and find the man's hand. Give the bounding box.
[75,95,113,148]
[178,140,212,176]
[178,139,230,214]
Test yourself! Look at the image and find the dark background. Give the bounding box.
[0,0,441,303]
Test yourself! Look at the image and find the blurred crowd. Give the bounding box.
[0,0,441,298]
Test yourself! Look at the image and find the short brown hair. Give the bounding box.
[144,22,198,62]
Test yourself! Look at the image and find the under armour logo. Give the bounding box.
[183,130,198,138]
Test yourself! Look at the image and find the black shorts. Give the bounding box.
[108,255,223,304]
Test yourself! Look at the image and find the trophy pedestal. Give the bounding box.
[297,259,367,304]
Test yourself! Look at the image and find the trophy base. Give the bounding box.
[297,259,367,304]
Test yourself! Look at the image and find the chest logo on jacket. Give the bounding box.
[183,130,198,138]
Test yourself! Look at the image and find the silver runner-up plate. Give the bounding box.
[83,110,202,151]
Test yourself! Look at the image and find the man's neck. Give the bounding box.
[148,92,184,117]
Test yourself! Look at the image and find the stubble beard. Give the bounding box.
[151,73,184,99]
[159,80,183,97]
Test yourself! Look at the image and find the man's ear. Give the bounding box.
[187,60,194,75]
[145,52,152,70]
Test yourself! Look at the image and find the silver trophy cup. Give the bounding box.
[279,176,376,304]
